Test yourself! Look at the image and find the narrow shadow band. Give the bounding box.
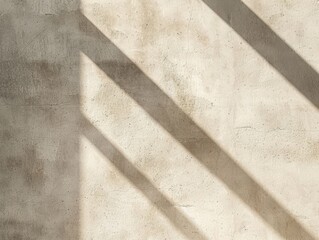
[81,116,208,240]
[203,0,319,108]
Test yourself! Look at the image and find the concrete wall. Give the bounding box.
[1,0,319,239]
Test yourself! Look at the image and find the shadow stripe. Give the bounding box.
[81,116,209,240]
[202,0,319,108]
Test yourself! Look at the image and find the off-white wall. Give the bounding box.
[1,1,319,239]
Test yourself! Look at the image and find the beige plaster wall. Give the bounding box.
[1,0,319,239]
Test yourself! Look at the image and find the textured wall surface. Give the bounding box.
[1,0,319,239]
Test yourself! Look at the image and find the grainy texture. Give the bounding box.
[1,0,319,239]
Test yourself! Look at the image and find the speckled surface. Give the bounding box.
[1,0,319,239]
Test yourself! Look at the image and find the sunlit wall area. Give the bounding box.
[1,0,319,239]
[79,0,319,239]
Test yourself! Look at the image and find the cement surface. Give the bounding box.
[1,0,319,239]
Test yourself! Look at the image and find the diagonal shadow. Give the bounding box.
[80,115,209,240]
[78,13,316,240]
[202,0,319,108]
